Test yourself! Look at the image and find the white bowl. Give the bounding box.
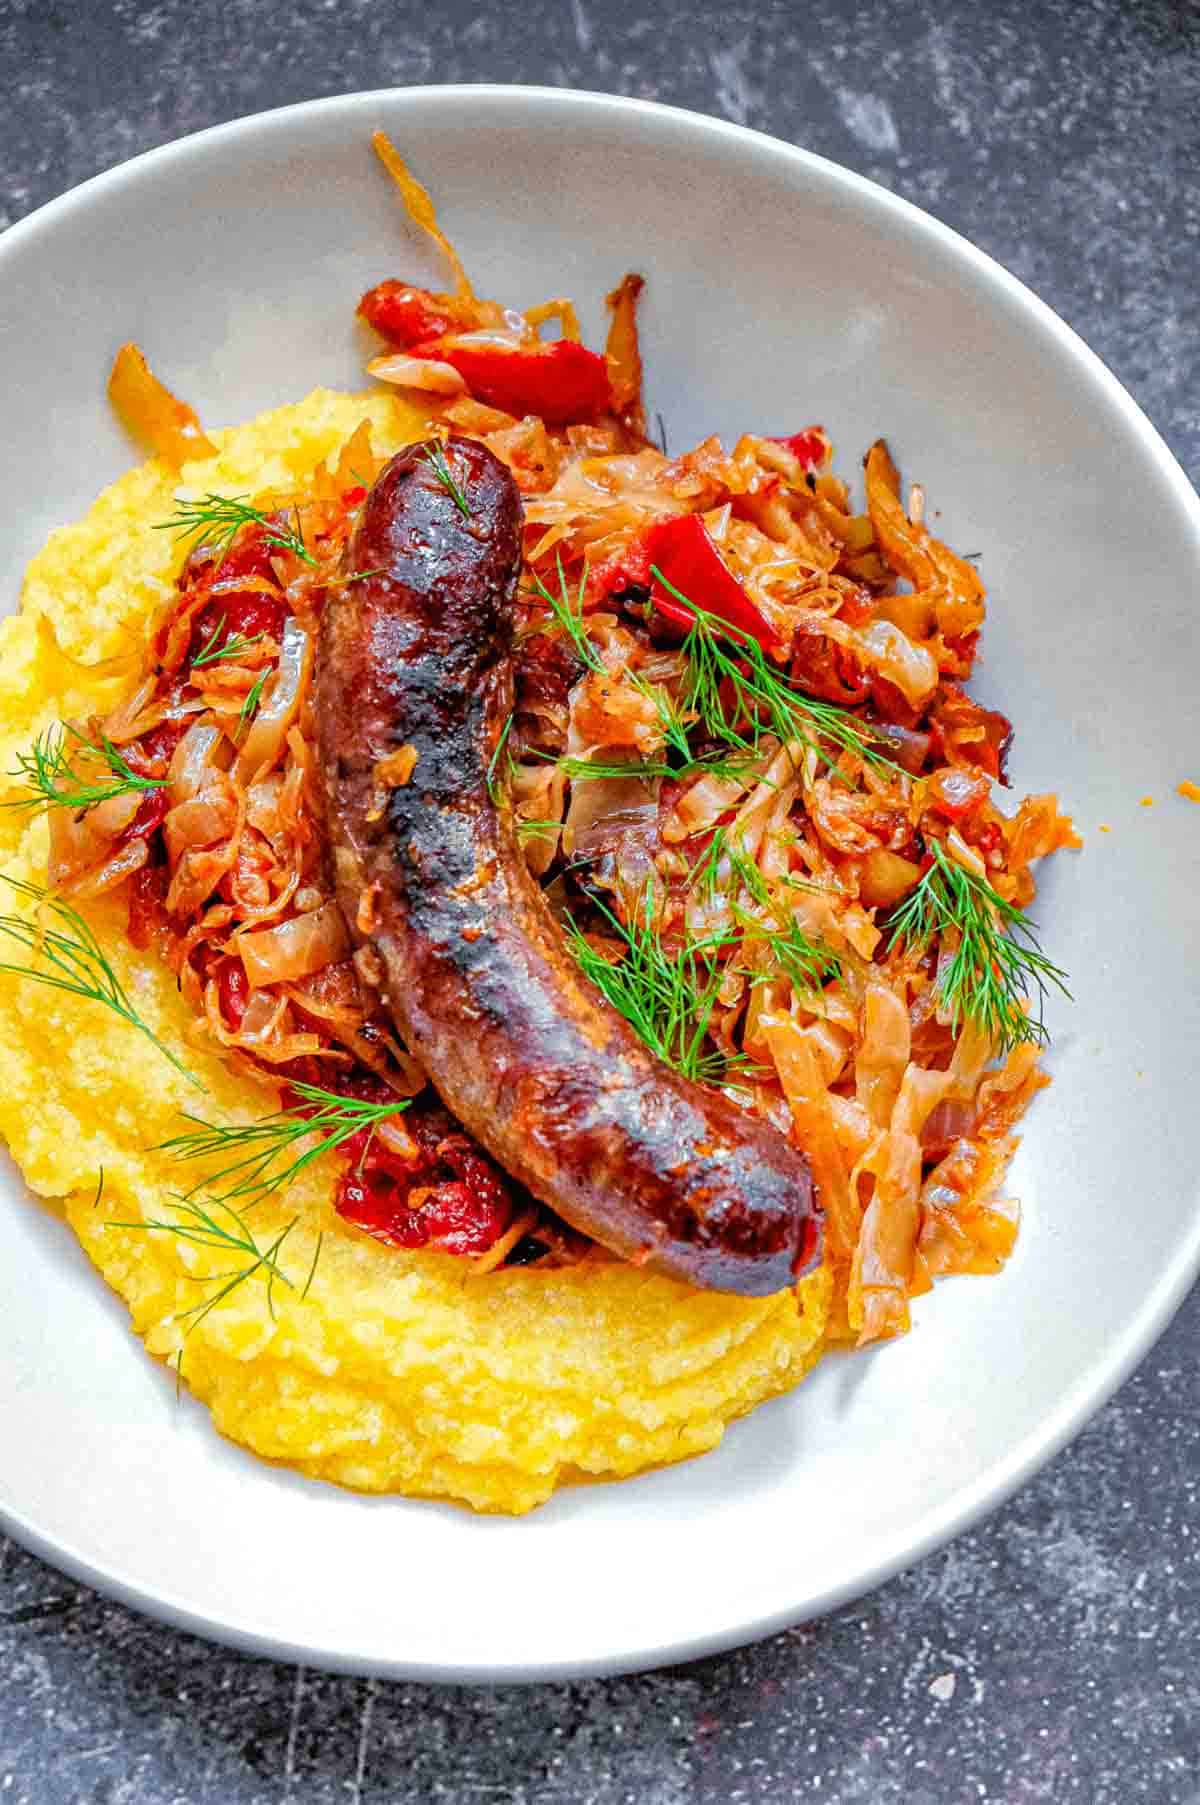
[1,86,1198,1682]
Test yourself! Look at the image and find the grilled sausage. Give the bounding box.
[317,438,820,1295]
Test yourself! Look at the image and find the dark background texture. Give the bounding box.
[1,1,1198,1800]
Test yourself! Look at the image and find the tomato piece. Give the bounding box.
[427,339,611,425]
[329,1087,513,1258]
[126,863,170,952]
[942,631,980,675]
[964,816,1005,861]
[336,1166,509,1255]
[929,683,1013,783]
[790,626,871,703]
[338,1172,510,1256]
[837,589,874,628]
[125,718,188,777]
[188,586,289,666]
[588,532,656,602]
[769,428,827,469]
[117,787,170,846]
[216,956,250,1029]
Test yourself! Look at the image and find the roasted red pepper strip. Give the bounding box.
[769,428,828,469]
[358,281,486,348]
[599,514,779,651]
[360,277,611,423]
[117,788,170,846]
[423,338,611,425]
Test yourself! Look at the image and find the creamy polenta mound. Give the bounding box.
[0,387,831,1515]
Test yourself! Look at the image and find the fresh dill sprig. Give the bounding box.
[527,554,604,673]
[4,723,168,815]
[158,493,317,567]
[627,669,691,762]
[887,838,1070,1051]
[236,670,269,737]
[190,613,267,669]
[0,876,202,1087]
[486,712,515,804]
[649,567,900,779]
[108,1193,319,1375]
[624,673,763,787]
[159,1080,410,1208]
[565,885,745,1085]
[516,818,562,841]
[555,747,754,787]
[419,440,472,519]
[688,827,841,993]
[556,754,673,782]
[758,916,844,994]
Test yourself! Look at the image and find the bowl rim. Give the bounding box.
[2,82,1198,1683]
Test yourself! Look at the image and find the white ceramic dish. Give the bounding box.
[1,86,1198,1683]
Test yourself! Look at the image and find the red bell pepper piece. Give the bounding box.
[640,515,779,651]
[425,338,611,425]
[769,428,828,470]
[116,787,170,847]
[358,281,482,349]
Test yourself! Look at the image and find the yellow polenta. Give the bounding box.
[0,387,830,1513]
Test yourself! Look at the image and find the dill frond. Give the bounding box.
[526,554,603,673]
[486,712,515,804]
[236,669,269,736]
[418,440,471,519]
[556,754,673,782]
[4,723,168,814]
[189,613,267,669]
[688,827,841,994]
[0,876,202,1088]
[565,885,745,1085]
[108,1193,314,1375]
[649,566,900,779]
[887,838,1070,1051]
[159,1081,410,1208]
[158,493,317,567]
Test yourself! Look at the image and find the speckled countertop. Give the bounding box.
[1,2,1198,1800]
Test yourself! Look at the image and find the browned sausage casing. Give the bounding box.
[317,438,820,1295]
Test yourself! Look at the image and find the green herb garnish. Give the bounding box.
[486,712,515,804]
[650,567,899,779]
[159,1080,410,1208]
[4,723,168,814]
[190,613,267,669]
[0,876,201,1087]
[565,885,746,1085]
[527,554,603,673]
[887,838,1070,1051]
[419,440,472,519]
[159,493,317,567]
[556,754,673,782]
[688,828,841,994]
[109,1194,321,1378]
[236,670,269,737]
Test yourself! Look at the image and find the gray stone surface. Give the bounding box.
[1,0,1197,1799]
